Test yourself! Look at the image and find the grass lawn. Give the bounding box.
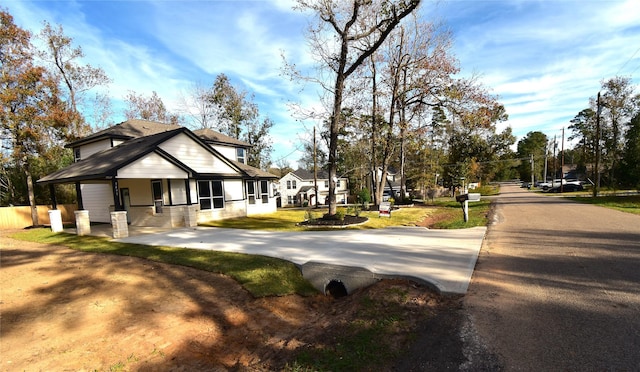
[572,194,640,215]
[200,206,434,230]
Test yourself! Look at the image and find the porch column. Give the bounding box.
[49,184,58,209]
[74,210,91,236]
[110,211,129,238]
[75,182,84,210]
[184,179,192,204]
[111,179,123,211]
[48,209,63,233]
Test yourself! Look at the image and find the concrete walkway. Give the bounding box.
[116,225,487,295]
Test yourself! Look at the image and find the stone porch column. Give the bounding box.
[48,209,63,233]
[110,211,129,239]
[184,205,198,227]
[74,210,91,236]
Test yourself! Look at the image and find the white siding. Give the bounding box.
[117,152,189,179]
[80,183,112,223]
[280,173,302,206]
[224,179,244,201]
[211,144,235,160]
[160,133,238,174]
[78,139,112,160]
[247,195,277,216]
[170,179,188,205]
[197,200,246,222]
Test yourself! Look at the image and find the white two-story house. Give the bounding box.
[279,168,349,207]
[39,119,277,228]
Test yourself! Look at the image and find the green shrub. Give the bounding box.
[358,188,371,204]
[335,208,346,221]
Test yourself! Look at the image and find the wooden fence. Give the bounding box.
[0,204,78,230]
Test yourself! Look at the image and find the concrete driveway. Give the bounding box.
[116,225,487,295]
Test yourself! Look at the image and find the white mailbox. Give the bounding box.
[468,193,481,202]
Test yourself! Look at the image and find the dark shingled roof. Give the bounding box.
[41,128,188,183]
[66,119,251,149]
[40,127,277,184]
[66,119,182,148]
[292,168,329,180]
[193,128,251,148]
[230,160,277,179]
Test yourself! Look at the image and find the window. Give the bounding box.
[151,180,163,213]
[236,148,246,164]
[292,180,297,189]
[337,179,341,187]
[246,181,256,204]
[74,148,81,162]
[260,180,269,203]
[198,180,224,210]
[324,180,329,188]
[287,195,293,205]
[287,180,291,189]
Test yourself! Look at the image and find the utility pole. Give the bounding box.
[530,153,535,187]
[313,126,318,208]
[544,140,549,183]
[553,134,557,182]
[594,92,601,197]
[561,127,565,193]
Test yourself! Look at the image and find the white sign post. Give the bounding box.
[379,201,391,218]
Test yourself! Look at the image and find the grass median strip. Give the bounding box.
[572,195,640,215]
[200,206,433,230]
[9,228,318,297]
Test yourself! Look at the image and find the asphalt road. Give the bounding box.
[464,184,640,371]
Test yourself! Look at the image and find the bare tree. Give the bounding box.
[178,81,217,130]
[38,22,111,137]
[123,90,182,124]
[293,0,421,216]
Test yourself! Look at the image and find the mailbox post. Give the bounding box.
[456,193,481,222]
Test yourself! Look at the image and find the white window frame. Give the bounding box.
[260,180,269,204]
[236,148,246,164]
[246,180,256,205]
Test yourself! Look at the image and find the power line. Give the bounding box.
[615,46,640,76]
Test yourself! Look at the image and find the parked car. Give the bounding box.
[548,183,584,193]
[538,181,552,190]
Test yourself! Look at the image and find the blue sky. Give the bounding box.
[5,0,640,167]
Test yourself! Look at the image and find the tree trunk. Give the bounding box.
[328,72,344,216]
[370,56,378,206]
[25,166,39,227]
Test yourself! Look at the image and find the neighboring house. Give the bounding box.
[279,169,349,207]
[38,119,277,228]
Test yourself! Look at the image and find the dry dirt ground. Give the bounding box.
[0,221,467,371]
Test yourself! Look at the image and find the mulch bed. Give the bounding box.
[298,215,368,227]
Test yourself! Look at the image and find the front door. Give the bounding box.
[151,180,163,213]
[121,188,131,223]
